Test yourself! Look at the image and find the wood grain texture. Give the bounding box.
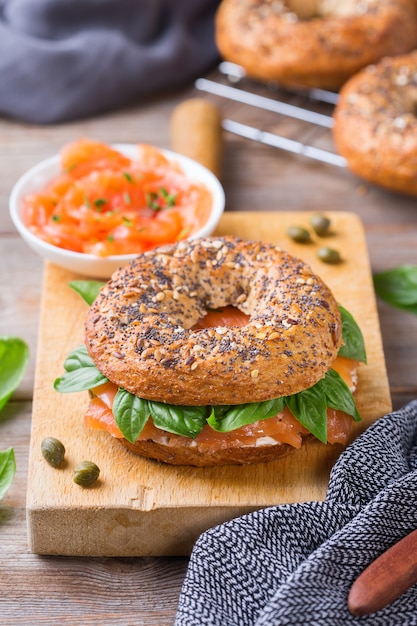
[26,210,391,556]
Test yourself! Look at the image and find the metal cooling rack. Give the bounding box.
[196,62,347,168]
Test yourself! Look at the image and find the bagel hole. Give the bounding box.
[286,0,361,19]
[192,305,249,330]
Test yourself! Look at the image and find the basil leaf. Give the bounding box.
[323,369,361,422]
[373,265,417,314]
[112,390,207,442]
[149,401,207,439]
[0,448,16,500]
[0,337,29,412]
[338,305,367,363]
[54,345,108,393]
[285,382,328,443]
[69,280,105,306]
[113,389,150,444]
[207,397,285,432]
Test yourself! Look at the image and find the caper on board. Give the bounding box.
[73,461,100,487]
[41,437,66,468]
[287,225,311,243]
[310,214,331,236]
[317,246,341,264]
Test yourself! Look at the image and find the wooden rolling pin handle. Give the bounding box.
[348,527,417,616]
[170,98,223,179]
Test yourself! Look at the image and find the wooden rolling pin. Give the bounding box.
[170,98,223,179]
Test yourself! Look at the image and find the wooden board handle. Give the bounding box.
[348,528,417,616]
[170,98,223,178]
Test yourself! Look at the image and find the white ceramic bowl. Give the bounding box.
[9,144,225,279]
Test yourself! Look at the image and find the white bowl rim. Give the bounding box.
[9,143,225,263]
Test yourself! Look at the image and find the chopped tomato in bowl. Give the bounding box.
[9,138,225,278]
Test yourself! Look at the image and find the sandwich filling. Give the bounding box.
[55,286,366,453]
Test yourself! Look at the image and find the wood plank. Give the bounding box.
[26,210,391,556]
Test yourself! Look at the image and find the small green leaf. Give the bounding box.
[54,345,108,393]
[373,265,417,315]
[0,337,29,412]
[0,448,16,500]
[113,389,150,444]
[338,305,367,363]
[69,280,105,306]
[208,397,285,432]
[94,198,107,209]
[285,382,328,443]
[149,401,207,438]
[123,172,134,184]
[323,369,361,422]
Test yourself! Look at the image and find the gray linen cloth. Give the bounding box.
[0,0,220,124]
[175,401,417,625]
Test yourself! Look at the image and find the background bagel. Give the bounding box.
[85,236,342,407]
[215,0,417,90]
[333,51,417,196]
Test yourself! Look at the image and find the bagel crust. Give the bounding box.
[118,436,306,467]
[215,0,417,90]
[85,236,342,407]
[333,51,417,196]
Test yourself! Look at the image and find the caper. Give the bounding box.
[287,225,311,243]
[310,214,331,236]
[317,246,341,264]
[41,437,66,468]
[73,461,100,487]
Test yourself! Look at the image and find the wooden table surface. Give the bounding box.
[2,68,417,625]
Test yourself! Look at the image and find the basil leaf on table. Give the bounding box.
[54,345,108,393]
[207,397,285,432]
[0,448,16,501]
[373,265,417,315]
[69,280,105,306]
[0,336,29,412]
[338,305,367,363]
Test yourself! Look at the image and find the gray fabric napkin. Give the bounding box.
[175,401,417,625]
[0,0,220,124]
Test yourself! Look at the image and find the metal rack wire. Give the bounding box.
[196,62,347,168]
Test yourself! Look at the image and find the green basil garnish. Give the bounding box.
[97,387,208,443]
[53,345,108,393]
[338,305,367,363]
[0,448,16,501]
[149,401,207,439]
[323,368,361,423]
[208,397,285,432]
[69,280,105,306]
[113,389,151,444]
[0,336,29,412]
[285,381,328,443]
[373,265,417,315]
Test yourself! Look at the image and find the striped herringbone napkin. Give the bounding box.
[175,401,417,625]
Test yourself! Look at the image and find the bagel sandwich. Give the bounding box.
[54,236,366,467]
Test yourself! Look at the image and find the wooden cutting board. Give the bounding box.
[26,211,391,556]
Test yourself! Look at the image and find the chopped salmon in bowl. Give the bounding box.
[9,138,225,278]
